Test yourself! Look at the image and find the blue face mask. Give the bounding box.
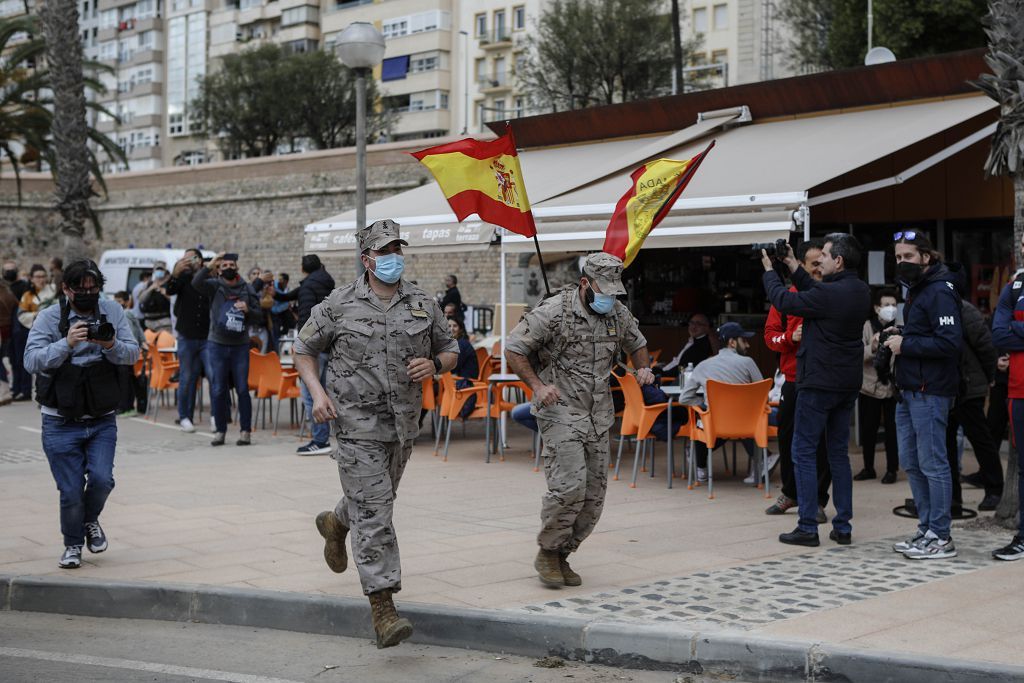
[587,287,616,315]
[369,253,404,284]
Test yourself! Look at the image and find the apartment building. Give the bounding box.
[683,0,793,89]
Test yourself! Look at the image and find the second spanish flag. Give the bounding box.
[411,132,537,238]
[603,142,714,267]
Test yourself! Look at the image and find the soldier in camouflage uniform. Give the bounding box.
[293,219,458,648]
[505,252,653,587]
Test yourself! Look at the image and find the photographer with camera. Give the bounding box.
[762,234,871,548]
[886,232,962,560]
[23,260,140,569]
[856,288,899,484]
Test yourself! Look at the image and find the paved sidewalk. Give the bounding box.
[0,400,1021,669]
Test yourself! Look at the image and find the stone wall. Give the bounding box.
[0,139,533,309]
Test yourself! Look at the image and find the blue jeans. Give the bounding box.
[792,388,856,534]
[41,414,117,547]
[176,336,208,422]
[207,342,252,434]
[301,352,330,445]
[10,315,31,396]
[896,391,954,539]
[512,402,538,432]
[1011,399,1024,538]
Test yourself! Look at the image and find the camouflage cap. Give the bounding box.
[582,252,626,296]
[357,219,408,252]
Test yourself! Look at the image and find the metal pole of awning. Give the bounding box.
[500,232,507,374]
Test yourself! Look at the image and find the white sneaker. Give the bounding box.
[696,467,708,483]
[179,418,195,433]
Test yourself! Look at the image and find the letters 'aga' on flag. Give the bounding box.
[602,142,715,267]
[410,132,537,238]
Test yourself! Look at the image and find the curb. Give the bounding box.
[2,574,1021,682]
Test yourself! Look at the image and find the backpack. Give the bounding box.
[214,296,247,341]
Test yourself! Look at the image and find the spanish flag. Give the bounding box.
[603,142,715,266]
[411,131,537,238]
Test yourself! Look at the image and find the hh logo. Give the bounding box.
[939,316,955,325]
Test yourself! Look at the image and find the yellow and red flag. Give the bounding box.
[603,142,714,266]
[410,131,536,238]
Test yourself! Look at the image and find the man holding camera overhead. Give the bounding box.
[24,260,140,569]
[761,236,871,548]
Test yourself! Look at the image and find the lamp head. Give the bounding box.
[336,22,386,70]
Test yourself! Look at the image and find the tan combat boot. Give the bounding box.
[368,589,413,649]
[315,511,348,573]
[559,553,582,587]
[534,548,565,587]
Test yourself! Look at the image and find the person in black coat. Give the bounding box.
[886,231,962,559]
[273,255,336,330]
[762,233,871,548]
[440,274,463,314]
[448,316,479,418]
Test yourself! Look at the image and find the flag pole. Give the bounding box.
[506,121,551,298]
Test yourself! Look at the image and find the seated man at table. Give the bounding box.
[656,313,717,378]
[679,322,771,482]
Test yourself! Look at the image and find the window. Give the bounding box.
[384,11,449,39]
[382,18,407,39]
[210,22,237,44]
[711,49,727,63]
[410,51,442,73]
[100,41,117,60]
[172,0,185,10]
[514,97,524,117]
[281,5,318,27]
[239,0,262,9]
[135,0,156,19]
[136,30,154,50]
[474,13,486,37]
[168,112,184,135]
[381,55,409,81]
[494,10,506,38]
[693,7,707,33]
[494,56,506,85]
[285,39,318,54]
[713,4,728,30]
[100,8,118,28]
[475,57,486,83]
[513,6,525,30]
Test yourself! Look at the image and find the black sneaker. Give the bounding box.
[297,441,332,456]
[993,536,1024,561]
[779,528,820,547]
[880,471,898,484]
[978,493,1001,512]
[59,545,83,569]
[829,529,852,545]
[853,469,876,481]
[84,521,107,553]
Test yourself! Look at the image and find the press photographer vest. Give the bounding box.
[35,299,120,419]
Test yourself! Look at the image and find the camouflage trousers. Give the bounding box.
[536,419,610,553]
[331,438,413,596]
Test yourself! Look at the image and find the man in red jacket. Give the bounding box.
[764,239,831,521]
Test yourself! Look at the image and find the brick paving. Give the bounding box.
[1,399,1021,667]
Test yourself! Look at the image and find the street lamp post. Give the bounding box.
[336,22,386,275]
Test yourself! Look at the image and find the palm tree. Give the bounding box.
[0,9,125,260]
[973,0,1024,530]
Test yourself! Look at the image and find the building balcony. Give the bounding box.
[478,29,512,50]
[382,69,451,95]
[391,108,451,138]
[125,49,163,67]
[97,0,139,10]
[128,145,161,161]
[96,119,116,133]
[477,73,511,93]
[129,80,163,97]
[113,16,163,38]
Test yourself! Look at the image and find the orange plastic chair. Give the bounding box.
[688,378,774,500]
[649,349,662,363]
[475,347,491,382]
[421,377,440,438]
[435,372,490,461]
[146,332,179,422]
[252,351,283,430]
[615,373,673,488]
[272,367,303,435]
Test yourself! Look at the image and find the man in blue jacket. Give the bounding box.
[762,234,871,547]
[885,231,962,560]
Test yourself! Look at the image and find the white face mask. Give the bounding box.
[878,304,897,323]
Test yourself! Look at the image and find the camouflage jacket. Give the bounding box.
[506,285,646,434]
[293,274,457,443]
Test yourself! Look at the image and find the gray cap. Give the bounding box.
[357,219,408,252]
[582,252,626,296]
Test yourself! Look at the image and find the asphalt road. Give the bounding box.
[0,611,728,683]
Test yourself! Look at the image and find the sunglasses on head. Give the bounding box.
[893,230,918,242]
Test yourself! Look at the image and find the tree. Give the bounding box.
[0,14,124,216]
[778,0,989,73]
[194,44,389,158]
[974,0,1024,531]
[37,0,125,261]
[520,0,702,112]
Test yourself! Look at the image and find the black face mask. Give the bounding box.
[72,292,99,312]
[895,261,924,286]
[221,268,238,280]
[2,269,16,282]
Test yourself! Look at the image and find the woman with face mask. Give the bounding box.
[17,265,57,330]
[855,288,900,484]
[138,261,173,333]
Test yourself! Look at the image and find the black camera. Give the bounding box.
[86,316,115,342]
[751,238,791,260]
[873,328,900,385]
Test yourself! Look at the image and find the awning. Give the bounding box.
[306,96,997,254]
[304,219,494,254]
